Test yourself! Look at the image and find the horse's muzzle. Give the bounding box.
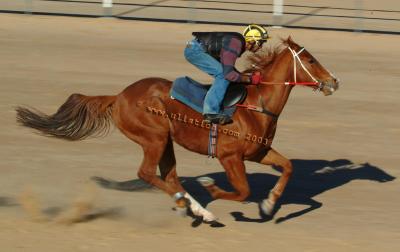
[320,78,339,96]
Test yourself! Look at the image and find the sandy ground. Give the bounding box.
[0,14,400,251]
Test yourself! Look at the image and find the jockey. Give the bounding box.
[184,24,270,125]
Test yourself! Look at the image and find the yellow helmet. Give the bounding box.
[242,24,270,43]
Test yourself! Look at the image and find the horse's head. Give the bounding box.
[285,37,339,96]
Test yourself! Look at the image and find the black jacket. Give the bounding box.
[192,32,246,60]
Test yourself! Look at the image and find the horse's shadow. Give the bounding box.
[92,159,395,224]
[0,197,18,207]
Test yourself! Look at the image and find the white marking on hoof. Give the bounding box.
[260,199,275,216]
[184,193,217,222]
[197,177,215,187]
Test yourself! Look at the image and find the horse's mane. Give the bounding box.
[244,37,295,72]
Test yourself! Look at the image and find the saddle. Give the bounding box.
[170,76,247,116]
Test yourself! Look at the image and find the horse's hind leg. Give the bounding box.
[159,137,217,222]
[159,136,184,192]
[156,136,187,208]
[137,138,180,198]
[198,155,250,201]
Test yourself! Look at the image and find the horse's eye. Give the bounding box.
[309,58,315,64]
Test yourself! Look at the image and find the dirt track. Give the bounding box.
[0,14,399,251]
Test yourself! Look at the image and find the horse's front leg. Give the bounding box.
[198,155,250,201]
[254,148,293,216]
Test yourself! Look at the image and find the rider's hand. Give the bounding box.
[251,71,262,85]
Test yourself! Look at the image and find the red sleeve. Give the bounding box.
[220,37,242,82]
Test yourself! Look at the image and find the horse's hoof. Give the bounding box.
[259,199,275,216]
[197,177,215,187]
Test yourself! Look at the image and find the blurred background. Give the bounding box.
[1,0,399,34]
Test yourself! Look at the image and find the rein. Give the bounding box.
[259,81,319,86]
[254,47,322,89]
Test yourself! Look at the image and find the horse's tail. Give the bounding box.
[16,93,116,141]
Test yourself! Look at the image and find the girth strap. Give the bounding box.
[208,124,218,158]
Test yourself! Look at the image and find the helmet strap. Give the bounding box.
[247,40,259,52]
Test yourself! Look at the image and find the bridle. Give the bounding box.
[237,46,336,119]
[287,46,321,90]
[286,46,338,93]
[251,46,338,94]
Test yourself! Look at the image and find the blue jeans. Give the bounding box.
[184,39,230,115]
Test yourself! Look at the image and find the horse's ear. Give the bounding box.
[282,36,292,46]
[286,36,294,45]
[285,36,300,49]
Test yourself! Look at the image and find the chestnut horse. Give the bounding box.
[16,38,339,223]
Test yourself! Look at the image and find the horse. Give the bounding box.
[16,37,339,223]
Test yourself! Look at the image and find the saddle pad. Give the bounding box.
[170,76,240,116]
